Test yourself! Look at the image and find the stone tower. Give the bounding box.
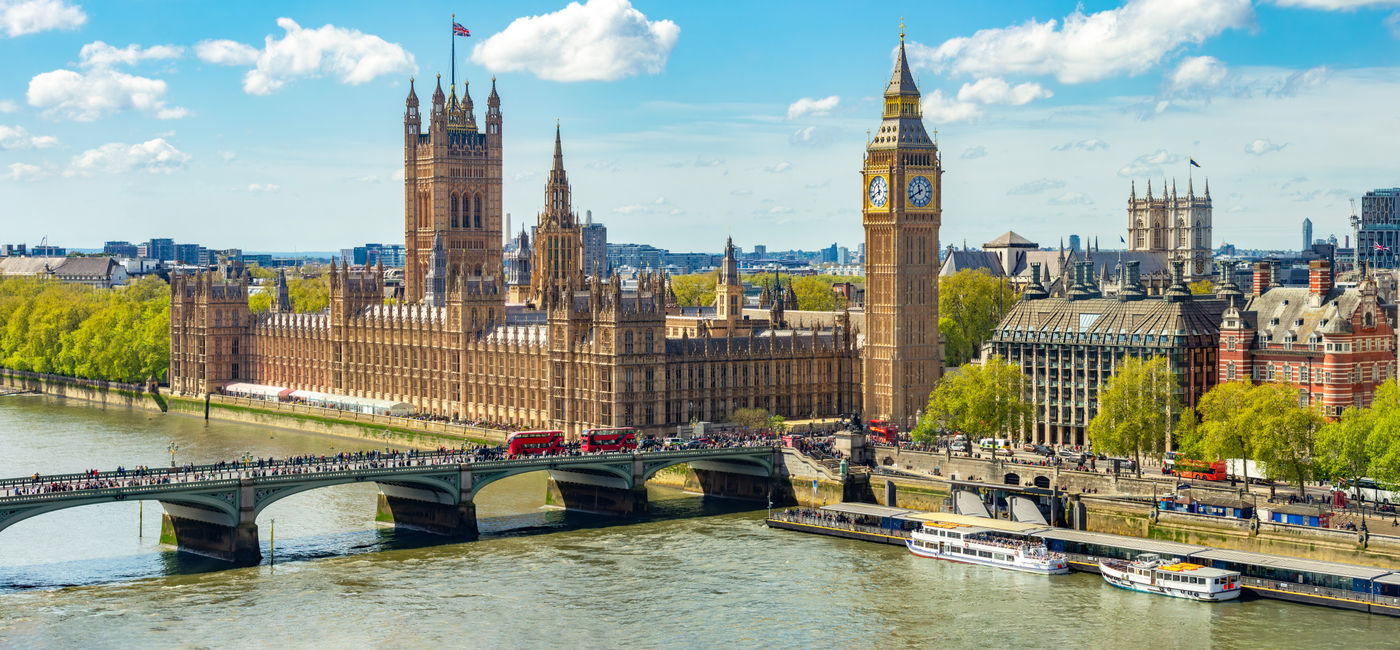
[861,26,942,427]
[531,124,584,302]
[1126,177,1212,277]
[403,74,504,303]
[715,236,743,326]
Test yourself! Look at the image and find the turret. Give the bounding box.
[404,76,421,144]
[486,76,502,139]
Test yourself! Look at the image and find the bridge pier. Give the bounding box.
[375,493,479,538]
[546,476,648,516]
[157,482,261,564]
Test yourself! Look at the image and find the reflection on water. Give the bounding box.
[1,396,1398,646]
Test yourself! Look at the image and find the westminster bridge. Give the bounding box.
[0,446,781,564]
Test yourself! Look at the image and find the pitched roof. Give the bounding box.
[51,257,119,278]
[939,251,1003,276]
[984,231,1037,248]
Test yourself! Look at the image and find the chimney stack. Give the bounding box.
[1309,258,1333,298]
[1252,261,1271,297]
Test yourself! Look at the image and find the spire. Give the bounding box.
[552,121,564,173]
[432,74,445,106]
[489,76,499,104]
[1146,178,1152,199]
[406,76,418,106]
[887,19,918,98]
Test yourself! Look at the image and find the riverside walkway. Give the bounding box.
[0,445,782,563]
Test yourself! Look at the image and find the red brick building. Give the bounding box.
[1218,260,1395,415]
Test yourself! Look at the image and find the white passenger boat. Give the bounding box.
[906,522,1068,575]
[1099,554,1241,601]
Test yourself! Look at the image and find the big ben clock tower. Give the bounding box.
[862,25,942,428]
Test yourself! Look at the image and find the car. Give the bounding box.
[1032,444,1053,457]
[683,439,707,449]
[662,437,684,448]
[637,438,661,450]
[1057,448,1080,458]
[948,441,968,452]
[1023,443,1038,452]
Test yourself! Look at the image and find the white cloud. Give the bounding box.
[790,125,832,146]
[66,137,190,176]
[1244,138,1287,155]
[0,99,19,113]
[613,204,646,214]
[247,183,280,192]
[922,89,981,123]
[1269,0,1400,8]
[0,124,56,149]
[1007,178,1066,195]
[787,95,839,119]
[956,78,1053,105]
[961,145,988,159]
[79,41,183,68]
[219,150,236,161]
[1052,138,1109,151]
[0,0,85,38]
[203,18,415,95]
[4,162,43,181]
[909,0,1253,83]
[1168,56,1229,93]
[194,39,260,65]
[765,161,792,173]
[1118,149,1182,177]
[1268,65,1328,96]
[1049,191,1093,205]
[28,67,186,121]
[471,0,679,82]
[768,206,793,214]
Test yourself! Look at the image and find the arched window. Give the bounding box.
[473,194,483,228]
[1366,311,1375,328]
[450,194,459,228]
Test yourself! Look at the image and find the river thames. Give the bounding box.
[1,396,1398,648]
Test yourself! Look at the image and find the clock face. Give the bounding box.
[908,176,932,208]
[868,176,888,208]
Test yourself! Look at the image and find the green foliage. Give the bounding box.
[913,356,1030,444]
[938,270,1020,367]
[768,413,788,433]
[1188,279,1214,295]
[1318,382,1400,491]
[745,273,862,311]
[0,275,170,383]
[1186,381,1323,492]
[729,407,772,430]
[287,269,329,313]
[244,264,277,281]
[670,271,717,307]
[1087,356,1180,476]
[248,291,272,314]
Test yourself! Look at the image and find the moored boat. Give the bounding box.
[1099,554,1241,601]
[906,522,1068,575]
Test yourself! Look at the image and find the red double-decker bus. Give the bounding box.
[506,430,564,456]
[1174,459,1226,482]
[581,427,638,453]
[867,419,899,446]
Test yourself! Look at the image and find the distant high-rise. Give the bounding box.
[1068,234,1081,252]
[581,210,608,275]
[1302,218,1313,251]
[104,241,138,258]
[1357,188,1400,268]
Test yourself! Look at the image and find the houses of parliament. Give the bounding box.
[168,34,942,437]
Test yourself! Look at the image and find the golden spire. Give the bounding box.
[899,17,905,43]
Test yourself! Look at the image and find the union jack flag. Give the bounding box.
[453,22,470,37]
[1376,242,1389,252]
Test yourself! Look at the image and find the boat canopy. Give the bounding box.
[1191,548,1391,581]
[289,390,414,416]
[222,382,292,400]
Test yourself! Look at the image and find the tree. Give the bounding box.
[1251,383,1322,495]
[767,414,788,433]
[1359,381,1400,488]
[1318,406,1373,491]
[287,269,329,313]
[729,407,772,430]
[913,357,1030,445]
[1188,279,1213,295]
[938,270,1019,367]
[669,272,716,307]
[248,291,272,314]
[1189,382,1260,485]
[791,276,839,311]
[1086,356,1179,477]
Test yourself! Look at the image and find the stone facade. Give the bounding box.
[985,260,1226,447]
[1126,177,1212,278]
[170,63,872,438]
[1219,259,1396,416]
[861,31,942,428]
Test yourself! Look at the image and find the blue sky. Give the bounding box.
[2,0,1398,254]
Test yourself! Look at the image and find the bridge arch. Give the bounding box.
[639,455,774,484]
[250,473,462,520]
[470,462,635,496]
[0,492,240,534]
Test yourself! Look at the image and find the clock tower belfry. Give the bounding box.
[862,26,942,428]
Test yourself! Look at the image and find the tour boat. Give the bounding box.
[1099,554,1241,601]
[905,522,1069,575]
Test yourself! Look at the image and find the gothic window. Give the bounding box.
[624,331,634,354]
[451,194,459,228]
[473,194,482,228]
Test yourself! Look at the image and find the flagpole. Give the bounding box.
[451,13,456,90]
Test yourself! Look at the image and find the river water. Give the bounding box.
[0,395,1397,648]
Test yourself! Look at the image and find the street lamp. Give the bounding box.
[167,442,179,468]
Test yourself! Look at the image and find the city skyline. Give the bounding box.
[2,0,1398,252]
